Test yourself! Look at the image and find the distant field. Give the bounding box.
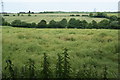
[3,13,107,23]
[2,26,118,78]
[106,13,118,17]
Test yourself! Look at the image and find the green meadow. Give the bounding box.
[2,26,118,78]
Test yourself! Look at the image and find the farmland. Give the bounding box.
[2,26,118,78]
[3,13,108,23]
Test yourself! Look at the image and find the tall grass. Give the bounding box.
[2,26,118,78]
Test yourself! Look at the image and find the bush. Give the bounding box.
[28,14,31,16]
[70,15,75,16]
[82,15,89,17]
[3,14,9,16]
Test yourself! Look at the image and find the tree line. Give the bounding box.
[2,13,119,29]
[2,48,117,79]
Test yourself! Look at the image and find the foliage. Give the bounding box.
[62,48,71,78]
[37,20,47,28]
[56,53,63,78]
[41,53,52,78]
[94,12,108,18]
[2,27,118,79]
[109,15,118,21]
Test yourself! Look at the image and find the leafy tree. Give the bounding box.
[98,19,110,29]
[110,21,119,29]
[68,18,76,28]
[56,53,63,78]
[91,20,98,29]
[95,12,108,18]
[88,23,93,29]
[28,11,31,16]
[37,20,47,28]
[58,18,67,28]
[62,48,71,78]
[11,20,22,27]
[1,17,10,26]
[81,20,88,29]
[48,20,57,28]
[41,53,51,79]
[31,22,36,28]
[109,15,118,21]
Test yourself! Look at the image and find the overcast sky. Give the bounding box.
[1,0,120,12]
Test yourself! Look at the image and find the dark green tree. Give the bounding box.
[95,12,108,18]
[110,21,119,29]
[38,20,47,28]
[58,18,67,28]
[28,10,31,16]
[11,20,22,27]
[1,17,10,26]
[91,20,98,29]
[81,20,88,29]
[109,15,118,21]
[68,18,77,28]
[37,20,47,28]
[48,20,57,28]
[31,22,36,28]
[98,19,110,29]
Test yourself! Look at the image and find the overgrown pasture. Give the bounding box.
[2,26,118,78]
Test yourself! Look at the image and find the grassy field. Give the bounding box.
[3,13,107,24]
[3,12,118,24]
[2,26,118,78]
